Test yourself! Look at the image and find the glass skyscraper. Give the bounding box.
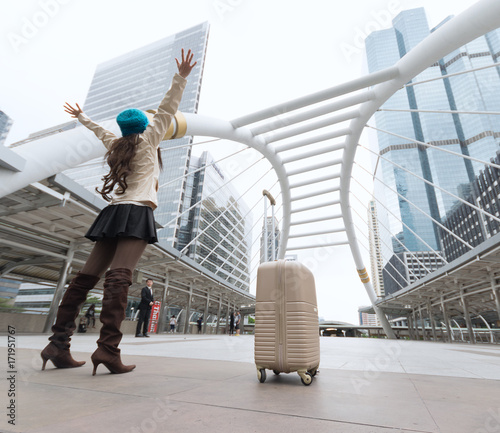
[64,22,210,244]
[0,110,13,146]
[366,8,500,256]
[177,151,252,291]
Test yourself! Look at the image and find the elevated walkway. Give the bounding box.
[2,334,500,432]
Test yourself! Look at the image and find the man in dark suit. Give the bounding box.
[136,278,154,337]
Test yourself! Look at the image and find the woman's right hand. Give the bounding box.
[176,49,197,78]
[64,102,83,118]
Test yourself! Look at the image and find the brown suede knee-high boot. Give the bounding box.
[41,272,100,370]
[91,268,136,375]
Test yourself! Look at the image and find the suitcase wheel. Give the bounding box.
[273,370,280,376]
[308,368,319,377]
[299,371,313,386]
[257,368,267,383]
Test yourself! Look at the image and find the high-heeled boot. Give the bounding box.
[41,272,100,370]
[91,268,136,375]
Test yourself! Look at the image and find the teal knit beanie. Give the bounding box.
[116,109,149,136]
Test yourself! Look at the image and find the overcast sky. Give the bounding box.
[1,0,479,323]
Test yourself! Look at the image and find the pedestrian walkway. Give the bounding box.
[1,334,500,432]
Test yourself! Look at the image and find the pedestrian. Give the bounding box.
[84,303,96,328]
[169,315,177,333]
[40,49,197,375]
[197,315,203,334]
[136,278,154,338]
[234,310,241,336]
[229,312,235,336]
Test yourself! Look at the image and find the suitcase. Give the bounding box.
[254,259,320,386]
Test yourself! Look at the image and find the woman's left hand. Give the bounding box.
[64,102,83,118]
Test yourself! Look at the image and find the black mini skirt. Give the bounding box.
[85,204,158,244]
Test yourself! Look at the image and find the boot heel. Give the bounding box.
[92,360,100,376]
[41,354,49,371]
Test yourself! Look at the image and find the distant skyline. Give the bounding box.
[0,0,483,323]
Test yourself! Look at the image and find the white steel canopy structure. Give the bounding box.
[1,0,500,339]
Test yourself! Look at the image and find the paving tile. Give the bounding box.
[19,397,422,433]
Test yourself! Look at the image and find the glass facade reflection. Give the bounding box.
[177,152,252,291]
[366,8,500,258]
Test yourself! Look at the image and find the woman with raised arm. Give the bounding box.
[41,49,197,375]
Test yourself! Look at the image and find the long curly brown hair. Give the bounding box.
[96,135,163,201]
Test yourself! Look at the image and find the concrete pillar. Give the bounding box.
[489,273,500,323]
[43,245,75,333]
[427,300,437,342]
[184,283,193,334]
[157,272,169,334]
[203,289,211,334]
[413,309,420,340]
[441,296,452,343]
[460,287,476,344]
[240,312,246,335]
[407,315,414,340]
[216,296,222,335]
[225,300,231,334]
[418,305,427,341]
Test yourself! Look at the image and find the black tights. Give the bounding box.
[81,237,148,278]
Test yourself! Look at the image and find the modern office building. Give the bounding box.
[366,8,500,292]
[260,216,280,263]
[0,278,20,306]
[0,110,13,146]
[64,22,210,245]
[13,282,55,312]
[366,8,500,250]
[177,151,252,291]
[440,151,500,261]
[359,310,379,327]
[382,251,446,296]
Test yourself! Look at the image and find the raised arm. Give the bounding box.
[64,102,117,150]
[142,49,197,147]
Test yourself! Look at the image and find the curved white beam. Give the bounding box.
[0,122,117,198]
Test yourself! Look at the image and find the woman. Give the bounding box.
[41,49,197,375]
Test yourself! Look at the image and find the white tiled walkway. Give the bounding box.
[2,334,500,433]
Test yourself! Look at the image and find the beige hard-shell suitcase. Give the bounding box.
[254,260,320,386]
